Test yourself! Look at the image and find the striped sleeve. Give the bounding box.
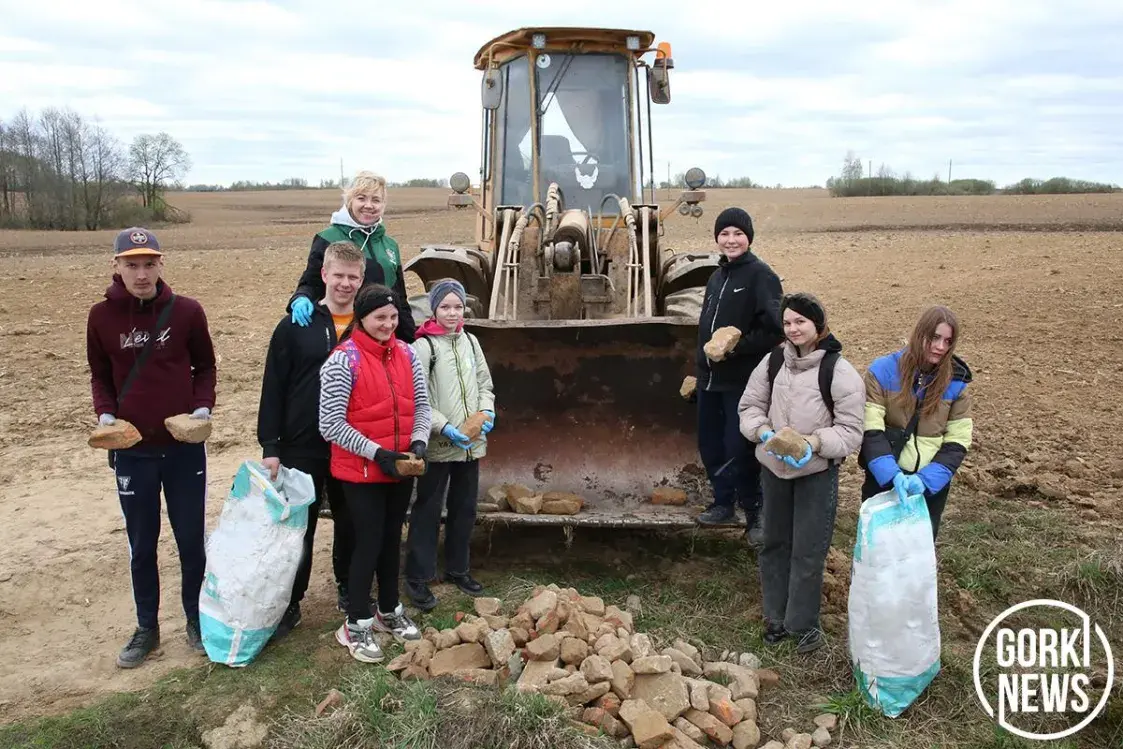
[860,366,900,487]
[318,350,380,460]
[408,345,431,444]
[918,383,973,494]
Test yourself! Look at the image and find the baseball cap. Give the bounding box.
[113,227,163,257]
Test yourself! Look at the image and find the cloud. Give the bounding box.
[2,0,1122,188]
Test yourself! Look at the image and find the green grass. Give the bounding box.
[269,668,615,749]
[3,497,1121,748]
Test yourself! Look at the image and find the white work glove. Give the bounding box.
[190,407,211,420]
[98,413,116,426]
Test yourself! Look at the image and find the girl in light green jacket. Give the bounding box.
[404,279,496,610]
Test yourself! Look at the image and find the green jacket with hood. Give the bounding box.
[410,327,495,462]
[289,205,417,342]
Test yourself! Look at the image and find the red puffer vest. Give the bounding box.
[329,327,417,483]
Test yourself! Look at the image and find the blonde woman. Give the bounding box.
[287,170,416,342]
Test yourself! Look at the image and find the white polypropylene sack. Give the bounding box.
[848,489,941,717]
[199,460,315,667]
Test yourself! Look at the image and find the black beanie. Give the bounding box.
[713,207,754,244]
[354,283,398,322]
[781,292,827,333]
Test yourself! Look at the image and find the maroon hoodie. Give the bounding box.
[86,275,217,448]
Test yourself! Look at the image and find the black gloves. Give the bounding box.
[373,447,410,479]
[410,440,428,461]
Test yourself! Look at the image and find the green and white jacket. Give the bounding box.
[410,327,496,462]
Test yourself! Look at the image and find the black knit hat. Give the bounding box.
[354,283,398,321]
[713,207,754,244]
[781,292,827,333]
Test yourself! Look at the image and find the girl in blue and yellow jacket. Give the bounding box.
[859,305,973,540]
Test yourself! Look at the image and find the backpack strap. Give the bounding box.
[766,345,784,390]
[818,350,839,419]
[424,336,436,377]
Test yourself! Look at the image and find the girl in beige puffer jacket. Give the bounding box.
[737,292,865,654]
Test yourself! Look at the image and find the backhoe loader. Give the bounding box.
[404,27,730,528]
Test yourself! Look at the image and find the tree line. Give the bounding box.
[184,177,451,192]
[0,107,191,230]
[826,150,1120,197]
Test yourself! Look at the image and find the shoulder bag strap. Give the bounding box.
[116,294,177,409]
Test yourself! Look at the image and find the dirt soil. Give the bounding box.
[1,187,1122,722]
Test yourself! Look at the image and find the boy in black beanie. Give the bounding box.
[695,207,784,541]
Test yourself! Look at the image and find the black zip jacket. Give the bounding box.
[285,232,417,343]
[696,251,784,391]
[257,302,344,461]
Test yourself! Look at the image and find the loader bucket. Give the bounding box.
[465,317,730,529]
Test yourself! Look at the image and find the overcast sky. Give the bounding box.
[3,0,1122,188]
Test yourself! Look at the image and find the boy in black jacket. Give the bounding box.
[695,207,784,539]
[258,242,362,636]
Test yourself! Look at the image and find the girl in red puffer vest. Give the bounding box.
[318,284,431,663]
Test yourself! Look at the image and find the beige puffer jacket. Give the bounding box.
[410,329,495,462]
[737,337,865,480]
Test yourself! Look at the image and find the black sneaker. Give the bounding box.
[186,617,205,654]
[336,583,349,613]
[763,621,787,645]
[273,603,302,640]
[405,580,438,612]
[697,504,736,525]
[443,572,484,596]
[117,626,160,668]
[796,628,824,654]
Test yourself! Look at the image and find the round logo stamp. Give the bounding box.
[973,598,1114,741]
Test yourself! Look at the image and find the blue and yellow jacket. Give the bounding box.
[861,349,973,495]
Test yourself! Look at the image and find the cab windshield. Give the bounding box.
[497,52,632,212]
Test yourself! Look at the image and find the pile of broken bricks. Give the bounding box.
[480,483,689,516]
[384,584,841,748]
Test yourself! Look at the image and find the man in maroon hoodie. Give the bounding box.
[85,227,217,668]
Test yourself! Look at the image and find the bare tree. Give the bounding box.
[0,119,11,220]
[128,132,191,212]
[79,122,127,229]
[9,109,41,223]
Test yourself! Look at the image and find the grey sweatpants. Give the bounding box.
[759,463,839,635]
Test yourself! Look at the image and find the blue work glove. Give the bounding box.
[190,407,211,420]
[291,296,313,327]
[892,471,925,502]
[442,424,472,449]
[782,441,813,469]
[98,413,116,426]
[481,410,495,435]
[759,429,775,444]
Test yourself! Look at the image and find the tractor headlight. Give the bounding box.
[684,167,706,190]
[532,33,547,49]
[626,35,640,51]
[450,171,471,194]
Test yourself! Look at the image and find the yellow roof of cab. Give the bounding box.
[473,27,656,69]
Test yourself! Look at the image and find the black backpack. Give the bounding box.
[765,344,843,464]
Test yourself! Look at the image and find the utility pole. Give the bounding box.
[948,158,953,193]
[340,158,345,188]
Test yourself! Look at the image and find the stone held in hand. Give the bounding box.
[764,426,809,460]
[680,375,697,400]
[88,419,142,450]
[459,411,489,442]
[396,453,427,477]
[164,413,212,443]
[703,326,741,361]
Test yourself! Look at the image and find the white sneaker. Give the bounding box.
[373,602,421,642]
[335,618,384,663]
